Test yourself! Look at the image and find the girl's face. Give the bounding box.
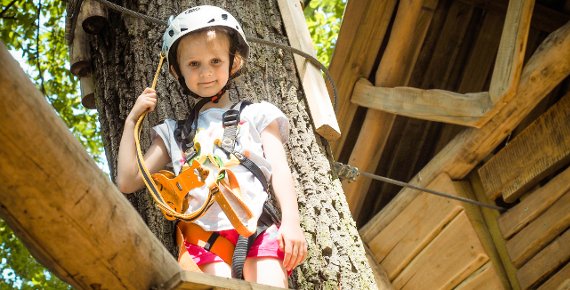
[176,30,235,98]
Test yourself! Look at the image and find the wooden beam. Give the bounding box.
[489,0,534,104]
[277,0,341,141]
[352,79,491,127]
[342,0,439,218]
[478,91,570,202]
[498,166,570,239]
[328,0,398,156]
[360,20,570,249]
[0,43,180,289]
[469,174,521,289]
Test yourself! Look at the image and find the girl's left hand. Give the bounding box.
[278,221,308,271]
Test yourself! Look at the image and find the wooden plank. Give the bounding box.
[342,0,439,218]
[418,0,474,90]
[498,167,570,239]
[277,0,341,141]
[489,0,534,103]
[164,271,284,290]
[457,9,504,93]
[506,190,570,268]
[478,91,570,202]
[366,173,464,279]
[393,212,489,289]
[351,79,491,127]
[0,43,181,289]
[537,262,570,290]
[455,262,506,290]
[328,0,397,156]
[361,21,570,241]
[517,229,570,290]
[460,0,570,33]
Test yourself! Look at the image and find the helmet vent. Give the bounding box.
[169,30,174,36]
[222,14,228,20]
[208,18,215,23]
[181,28,188,32]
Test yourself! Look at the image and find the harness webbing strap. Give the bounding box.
[219,102,270,190]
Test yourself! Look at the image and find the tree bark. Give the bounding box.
[89,0,376,288]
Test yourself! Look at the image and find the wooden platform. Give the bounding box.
[162,271,284,290]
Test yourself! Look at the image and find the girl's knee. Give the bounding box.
[243,257,288,288]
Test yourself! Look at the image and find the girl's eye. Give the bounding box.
[211,58,222,65]
[189,61,199,67]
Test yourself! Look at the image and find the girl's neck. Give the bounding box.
[200,91,232,111]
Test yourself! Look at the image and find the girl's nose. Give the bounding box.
[199,66,212,77]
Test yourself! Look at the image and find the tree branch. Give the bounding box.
[0,0,18,18]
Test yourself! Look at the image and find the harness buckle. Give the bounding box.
[222,109,240,127]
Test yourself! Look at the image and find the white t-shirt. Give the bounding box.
[152,101,289,231]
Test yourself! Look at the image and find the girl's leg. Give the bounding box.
[200,261,232,278]
[243,257,288,288]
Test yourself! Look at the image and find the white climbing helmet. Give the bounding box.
[162,5,249,72]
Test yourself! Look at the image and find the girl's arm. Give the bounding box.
[116,88,170,193]
[260,120,307,272]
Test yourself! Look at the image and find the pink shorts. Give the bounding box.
[185,224,284,266]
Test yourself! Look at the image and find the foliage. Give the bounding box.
[0,0,103,162]
[303,0,347,66]
[0,220,70,289]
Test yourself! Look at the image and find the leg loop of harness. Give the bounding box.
[176,222,235,266]
[230,202,277,279]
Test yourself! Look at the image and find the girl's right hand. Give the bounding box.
[129,88,158,120]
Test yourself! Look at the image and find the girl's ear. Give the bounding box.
[169,65,179,79]
[230,55,243,75]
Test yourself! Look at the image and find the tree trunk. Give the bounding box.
[89,0,376,288]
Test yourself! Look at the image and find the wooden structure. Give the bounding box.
[330,0,570,289]
[2,0,570,288]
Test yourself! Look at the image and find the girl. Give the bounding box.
[116,5,307,288]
